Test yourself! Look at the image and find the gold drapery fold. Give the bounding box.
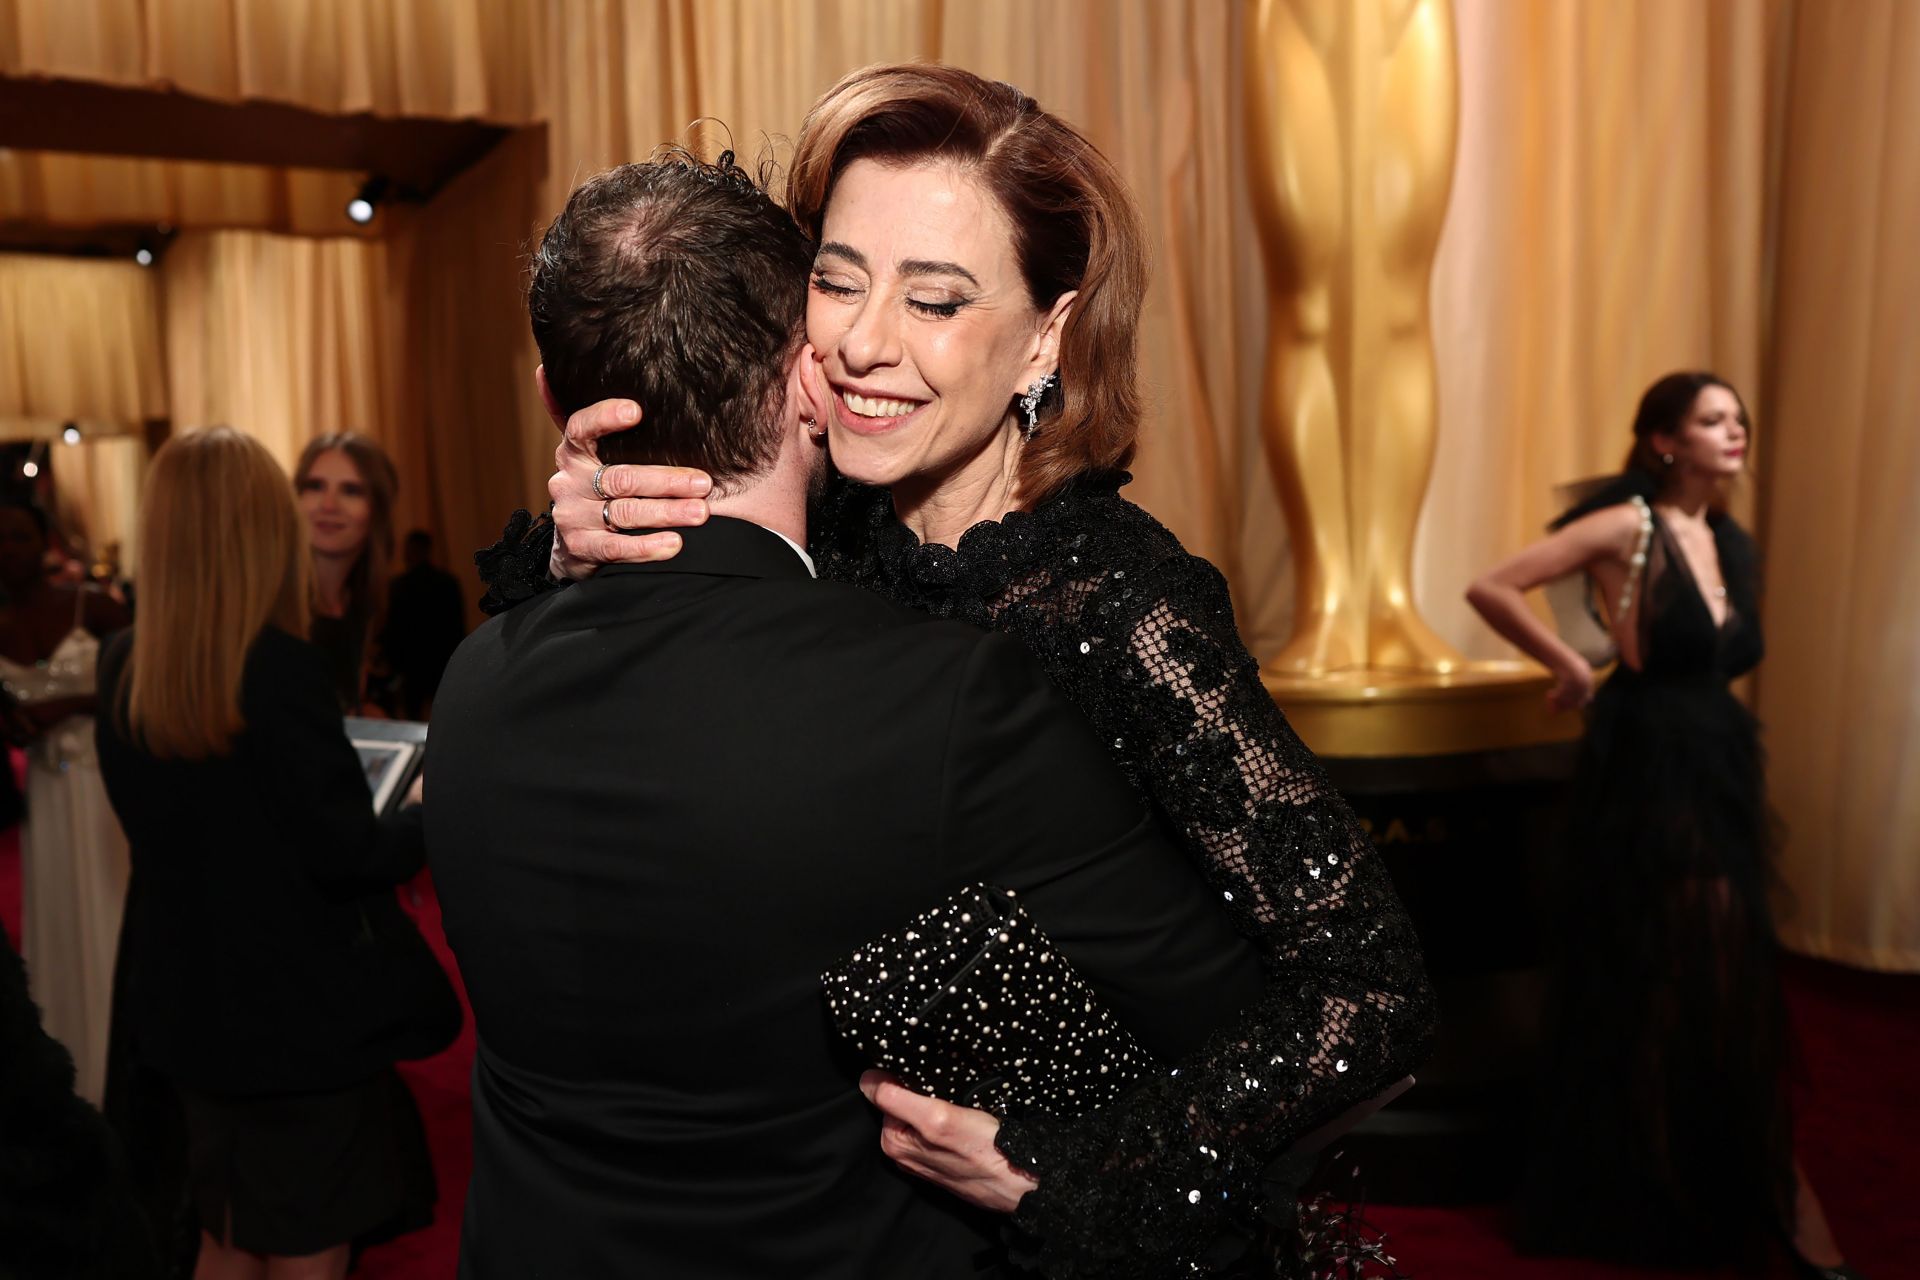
[0,251,165,435]
[0,0,544,122]
[0,150,367,235]
[1758,0,1920,971]
[1422,0,1790,660]
[160,230,395,473]
[49,434,146,575]
[383,127,553,624]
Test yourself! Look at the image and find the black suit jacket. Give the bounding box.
[98,626,456,1097]
[428,518,1266,1279]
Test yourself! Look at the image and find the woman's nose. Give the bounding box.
[838,293,902,375]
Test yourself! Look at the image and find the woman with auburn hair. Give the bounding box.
[293,433,398,712]
[98,428,456,1280]
[485,63,1435,1277]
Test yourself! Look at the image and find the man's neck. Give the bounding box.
[703,428,816,552]
[706,489,808,550]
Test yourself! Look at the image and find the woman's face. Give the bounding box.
[1659,384,1750,481]
[806,158,1068,493]
[296,449,373,560]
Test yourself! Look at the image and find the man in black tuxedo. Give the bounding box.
[427,155,1265,1279]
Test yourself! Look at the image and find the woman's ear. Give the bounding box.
[1015,291,1078,395]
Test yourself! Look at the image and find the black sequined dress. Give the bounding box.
[1519,504,1794,1267]
[479,471,1438,1277]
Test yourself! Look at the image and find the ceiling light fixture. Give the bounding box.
[346,176,391,226]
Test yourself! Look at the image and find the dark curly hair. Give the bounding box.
[528,149,813,487]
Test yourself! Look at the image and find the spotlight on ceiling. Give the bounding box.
[134,247,154,267]
[62,424,82,445]
[22,460,39,479]
[346,176,391,226]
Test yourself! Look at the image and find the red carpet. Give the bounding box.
[1,844,1912,1278]
[359,880,1920,1280]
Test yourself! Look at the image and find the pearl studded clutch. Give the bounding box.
[821,884,1151,1117]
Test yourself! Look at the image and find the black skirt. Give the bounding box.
[1518,672,1794,1266]
[180,1069,435,1257]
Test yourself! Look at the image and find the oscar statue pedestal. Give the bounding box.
[1268,664,1581,1203]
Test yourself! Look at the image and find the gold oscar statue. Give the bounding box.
[1248,0,1567,755]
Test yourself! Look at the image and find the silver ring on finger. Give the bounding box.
[591,464,612,501]
[601,500,638,534]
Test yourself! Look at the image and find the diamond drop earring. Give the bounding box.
[1020,372,1059,443]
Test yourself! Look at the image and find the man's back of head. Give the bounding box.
[528,151,813,486]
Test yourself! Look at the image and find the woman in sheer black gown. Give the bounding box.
[481,64,1436,1279]
[1468,371,1861,1279]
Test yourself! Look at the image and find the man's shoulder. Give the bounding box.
[446,570,995,690]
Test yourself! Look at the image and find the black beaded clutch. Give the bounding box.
[821,883,1151,1117]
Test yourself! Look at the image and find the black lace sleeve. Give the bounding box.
[992,555,1438,1278]
[474,509,564,617]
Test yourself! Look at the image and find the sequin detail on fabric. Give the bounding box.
[813,472,1439,1278]
[822,884,1149,1115]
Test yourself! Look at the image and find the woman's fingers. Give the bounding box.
[563,398,643,446]
[600,497,710,532]
[551,491,703,541]
[590,464,713,501]
[862,1071,956,1138]
[557,529,684,569]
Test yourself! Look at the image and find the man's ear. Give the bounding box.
[535,365,566,431]
[790,343,828,440]
[1015,291,1077,396]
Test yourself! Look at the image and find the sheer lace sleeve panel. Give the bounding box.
[992,554,1438,1278]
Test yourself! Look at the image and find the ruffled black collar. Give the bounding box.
[864,470,1130,604]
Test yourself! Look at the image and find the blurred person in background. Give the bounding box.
[378,529,465,720]
[98,428,458,1280]
[293,434,398,714]
[1467,372,1860,1280]
[0,923,158,1280]
[0,497,131,1105]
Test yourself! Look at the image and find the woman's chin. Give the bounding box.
[826,436,908,490]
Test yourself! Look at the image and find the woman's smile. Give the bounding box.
[831,382,931,435]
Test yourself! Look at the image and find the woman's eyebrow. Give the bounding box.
[818,241,979,287]
[899,258,979,286]
[815,241,867,269]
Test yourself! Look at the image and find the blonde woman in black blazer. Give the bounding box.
[97,428,457,1280]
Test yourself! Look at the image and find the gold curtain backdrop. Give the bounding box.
[0,151,369,235]
[0,0,544,122]
[1758,0,1920,971]
[160,230,397,472]
[1423,0,1788,661]
[381,127,554,624]
[49,435,147,576]
[0,251,165,435]
[0,0,1913,969]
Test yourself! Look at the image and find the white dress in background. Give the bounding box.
[0,607,131,1106]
